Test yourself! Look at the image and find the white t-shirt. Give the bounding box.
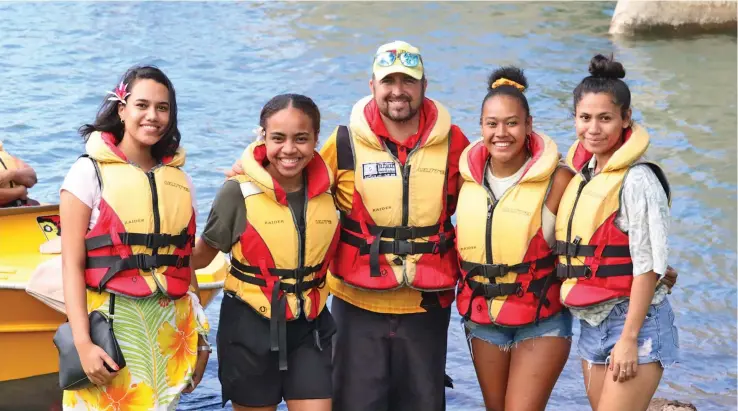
[60,157,197,230]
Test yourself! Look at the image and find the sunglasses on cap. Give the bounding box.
[373,50,423,68]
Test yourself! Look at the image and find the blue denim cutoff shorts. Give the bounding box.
[464,310,573,350]
[577,298,679,367]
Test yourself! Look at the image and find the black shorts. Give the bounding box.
[331,298,452,411]
[217,293,336,407]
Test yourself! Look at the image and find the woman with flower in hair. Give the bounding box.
[192,94,339,411]
[60,65,210,410]
[455,66,574,410]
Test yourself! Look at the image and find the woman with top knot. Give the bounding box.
[556,54,679,411]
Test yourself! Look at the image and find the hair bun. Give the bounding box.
[588,54,626,79]
[487,66,528,93]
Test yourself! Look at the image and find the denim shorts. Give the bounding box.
[464,310,573,350]
[577,298,679,367]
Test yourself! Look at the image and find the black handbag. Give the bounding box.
[53,294,126,390]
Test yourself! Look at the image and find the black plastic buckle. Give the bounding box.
[395,226,415,241]
[393,241,413,256]
[134,254,150,269]
[568,236,582,256]
[144,234,158,249]
[482,284,502,299]
[583,266,593,279]
[515,284,525,298]
[175,256,185,269]
[292,276,305,294]
[482,264,507,278]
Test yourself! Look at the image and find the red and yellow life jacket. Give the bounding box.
[555,125,670,307]
[84,132,195,299]
[225,140,340,370]
[456,132,562,326]
[330,96,458,292]
[0,141,24,208]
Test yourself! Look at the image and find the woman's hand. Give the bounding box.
[183,336,210,393]
[77,340,119,386]
[224,159,243,179]
[659,265,678,292]
[610,337,638,383]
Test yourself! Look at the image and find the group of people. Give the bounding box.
[0,39,678,411]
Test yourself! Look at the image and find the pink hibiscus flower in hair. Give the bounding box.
[106,81,131,104]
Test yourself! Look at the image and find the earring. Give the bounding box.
[121,118,124,124]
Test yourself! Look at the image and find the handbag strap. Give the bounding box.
[108,293,115,322]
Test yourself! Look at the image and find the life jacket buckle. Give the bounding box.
[395,226,416,241]
[144,234,157,249]
[392,240,413,256]
[175,256,186,269]
[570,236,582,256]
[515,285,525,298]
[583,266,593,279]
[482,264,507,279]
[134,253,150,269]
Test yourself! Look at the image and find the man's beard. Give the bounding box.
[380,90,424,123]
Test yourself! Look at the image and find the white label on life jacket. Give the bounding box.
[362,161,397,179]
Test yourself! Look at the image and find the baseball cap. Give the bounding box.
[372,40,424,81]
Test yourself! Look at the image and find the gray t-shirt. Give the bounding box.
[201,180,306,253]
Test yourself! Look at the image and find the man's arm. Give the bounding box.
[320,126,355,212]
[0,186,27,204]
[12,159,37,187]
[446,125,471,215]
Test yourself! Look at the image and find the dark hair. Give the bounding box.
[480,66,530,121]
[259,94,321,137]
[573,54,631,119]
[79,66,181,161]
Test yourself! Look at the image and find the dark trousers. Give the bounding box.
[331,297,452,411]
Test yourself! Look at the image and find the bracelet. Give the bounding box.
[197,345,212,353]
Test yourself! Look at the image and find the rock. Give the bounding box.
[609,0,737,36]
[648,398,698,411]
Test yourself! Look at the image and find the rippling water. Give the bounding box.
[1,2,735,410]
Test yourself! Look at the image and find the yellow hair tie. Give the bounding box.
[491,78,525,92]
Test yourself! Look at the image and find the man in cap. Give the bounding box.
[320,40,470,411]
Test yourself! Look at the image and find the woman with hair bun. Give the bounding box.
[556,54,678,410]
[455,66,575,410]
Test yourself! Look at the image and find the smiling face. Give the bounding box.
[575,92,631,156]
[263,105,318,181]
[481,94,532,164]
[370,72,426,123]
[117,79,171,147]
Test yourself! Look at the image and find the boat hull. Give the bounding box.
[0,205,227,386]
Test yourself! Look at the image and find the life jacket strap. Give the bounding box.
[85,229,192,251]
[556,263,633,279]
[87,254,190,292]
